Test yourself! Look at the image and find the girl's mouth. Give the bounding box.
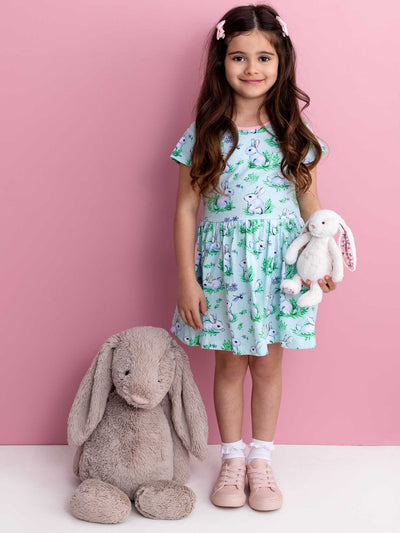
[241,79,264,84]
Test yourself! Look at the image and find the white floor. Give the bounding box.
[0,445,399,533]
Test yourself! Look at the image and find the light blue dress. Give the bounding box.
[170,120,328,356]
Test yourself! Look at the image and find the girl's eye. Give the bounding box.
[232,56,270,62]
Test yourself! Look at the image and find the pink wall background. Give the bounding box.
[1,1,399,445]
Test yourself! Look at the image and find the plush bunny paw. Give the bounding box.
[297,290,322,308]
[134,480,196,519]
[284,249,298,265]
[281,277,301,295]
[70,479,131,524]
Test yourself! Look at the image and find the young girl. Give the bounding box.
[170,4,336,511]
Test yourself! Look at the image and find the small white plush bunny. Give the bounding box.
[280,209,356,307]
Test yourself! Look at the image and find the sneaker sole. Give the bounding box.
[248,499,282,511]
[210,494,246,508]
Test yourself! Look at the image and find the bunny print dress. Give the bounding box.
[170,120,328,356]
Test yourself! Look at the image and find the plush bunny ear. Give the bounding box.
[295,217,311,254]
[338,217,357,271]
[67,333,120,447]
[301,220,310,235]
[167,338,208,460]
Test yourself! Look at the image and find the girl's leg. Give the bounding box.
[214,350,249,442]
[246,344,284,511]
[248,343,283,441]
[211,350,248,508]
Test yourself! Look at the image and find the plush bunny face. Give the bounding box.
[68,326,208,459]
[112,332,175,410]
[306,209,340,238]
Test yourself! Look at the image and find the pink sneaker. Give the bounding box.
[246,458,283,511]
[210,457,246,507]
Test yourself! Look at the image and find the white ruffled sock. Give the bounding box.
[220,439,246,462]
[246,438,274,465]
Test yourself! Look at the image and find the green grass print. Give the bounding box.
[243,198,273,216]
[278,319,287,331]
[221,339,233,351]
[291,328,315,341]
[278,297,308,318]
[263,305,277,318]
[241,265,254,282]
[218,258,232,276]
[203,283,224,294]
[263,151,281,169]
[185,336,201,346]
[244,172,260,184]
[207,197,234,213]
[214,297,223,310]
[262,257,278,277]
[202,329,221,337]
[239,219,264,234]
[255,283,264,293]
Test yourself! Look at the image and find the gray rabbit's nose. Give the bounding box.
[131,394,149,405]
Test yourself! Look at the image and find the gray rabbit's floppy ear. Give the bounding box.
[67,333,120,447]
[168,338,208,460]
[338,217,357,271]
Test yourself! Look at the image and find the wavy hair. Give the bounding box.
[189,4,326,198]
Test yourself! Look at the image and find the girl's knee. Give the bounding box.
[248,345,283,380]
[215,350,248,380]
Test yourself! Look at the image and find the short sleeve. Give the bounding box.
[303,121,328,164]
[170,121,196,167]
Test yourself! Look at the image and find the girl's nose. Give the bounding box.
[244,61,259,75]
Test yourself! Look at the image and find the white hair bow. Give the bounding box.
[216,20,226,40]
[276,15,289,37]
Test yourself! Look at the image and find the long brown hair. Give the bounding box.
[190,4,326,198]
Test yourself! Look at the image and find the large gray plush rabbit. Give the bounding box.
[67,326,208,523]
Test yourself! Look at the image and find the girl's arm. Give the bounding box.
[296,166,337,293]
[296,166,322,221]
[174,163,201,281]
[173,164,208,330]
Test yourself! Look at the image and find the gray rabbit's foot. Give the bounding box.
[70,479,131,524]
[134,480,196,519]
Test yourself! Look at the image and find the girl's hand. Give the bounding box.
[302,276,337,293]
[177,277,208,331]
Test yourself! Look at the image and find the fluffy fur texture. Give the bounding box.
[70,479,131,524]
[134,480,196,520]
[67,326,208,523]
[280,209,356,307]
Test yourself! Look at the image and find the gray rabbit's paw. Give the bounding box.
[134,480,196,520]
[70,479,131,524]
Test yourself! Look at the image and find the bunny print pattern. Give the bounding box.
[170,120,328,356]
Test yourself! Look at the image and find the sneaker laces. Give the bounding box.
[217,462,246,489]
[247,464,277,491]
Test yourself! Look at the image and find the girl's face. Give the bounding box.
[224,30,279,103]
